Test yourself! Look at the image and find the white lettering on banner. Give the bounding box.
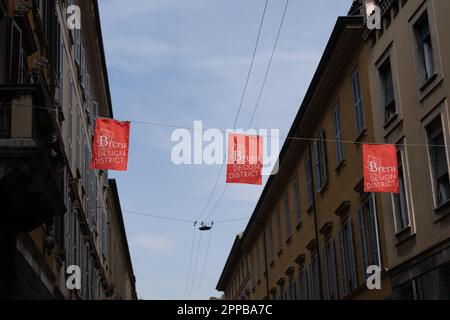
[170,121,280,176]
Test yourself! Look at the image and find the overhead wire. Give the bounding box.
[187,0,270,299]
[6,102,447,148]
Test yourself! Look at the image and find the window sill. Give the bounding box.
[307,204,313,215]
[317,182,328,195]
[353,128,367,144]
[419,72,438,92]
[383,113,398,130]
[335,158,346,173]
[270,260,275,267]
[394,225,416,246]
[286,236,292,245]
[277,248,283,257]
[434,200,450,220]
[295,220,302,230]
[383,117,403,140]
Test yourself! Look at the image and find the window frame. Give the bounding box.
[313,129,328,191]
[378,57,397,124]
[352,68,365,134]
[305,151,314,211]
[391,141,413,233]
[413,10,436,84]
[333,103,345,165]
[358,194,382,279]
[425,115,450,209]
[283,192,292,239]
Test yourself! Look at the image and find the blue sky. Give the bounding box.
[99,0,353,299]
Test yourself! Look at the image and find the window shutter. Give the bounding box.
[320,131,328,183]
[369,194,381,267]
[358,207,368,278]
[313,141,320,189]
[307,264,314,300]
[322,247,329,300]
[303,269,309,300]
[347,219,358,290]
[329,239,338,299]
[81,46,86,88]
[338,229,348,296]
[9,21,23,83]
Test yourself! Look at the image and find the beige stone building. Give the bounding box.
[0,0,136,299]
[217,0,450,300]
[362,0,450,299]
[217,14,391,300]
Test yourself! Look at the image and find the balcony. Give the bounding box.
[0,67,65,232]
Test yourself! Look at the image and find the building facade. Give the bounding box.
[217,0,450,300]
[217,15,391,300]
[362,0,450,299]
[0,0,136,299]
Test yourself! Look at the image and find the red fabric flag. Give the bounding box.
[363,144,399,193]
[226,133,263,185]
[91,118,130,171]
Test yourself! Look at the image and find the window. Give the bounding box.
[288,277,297,300]
[305,152,314,210]
[76,112,81,170]
[9,21,24,84]
[293,176,301,223]
[81,46,86,89]
[298,267,309,300]
[283,193,292,238]
[440,266,450,299]
[0,101,12,138]
[323,238,338,300]
[414,12,435,83]
[358,194,381,278]
[92,101,98,135]
[74,28,81,65]
[338,217,357,296]
[255,243,261,278]
[333,104,344,164]
[308,254,321,300]
[352,68,365,134]
[426,117,450,207]
[268,220,274,261]
[313,130,328,190]
[379,58,396,124]
[393,144,410,231]
[275,210,282,252]
[58,33,64,104]
[67,76,73,167]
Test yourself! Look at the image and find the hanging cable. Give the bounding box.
[203,0,291,225]
[187,229,203,299]
[183,223,197,299]
[193,228,213,299]
[123,210,194,224]
[248,0,290,128]
[194,0,269,225]
[6,102,447,148]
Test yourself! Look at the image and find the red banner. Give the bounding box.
[226,133,263,185]
[91,118,130,171]
[363,144,399,193]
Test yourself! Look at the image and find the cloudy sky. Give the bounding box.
[98,0,352,299]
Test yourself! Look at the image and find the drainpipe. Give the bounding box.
[262,224,270,300]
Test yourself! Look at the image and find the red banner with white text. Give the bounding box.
[363,144,399,193]
[226,133,263,185]
[91,118,131,171]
